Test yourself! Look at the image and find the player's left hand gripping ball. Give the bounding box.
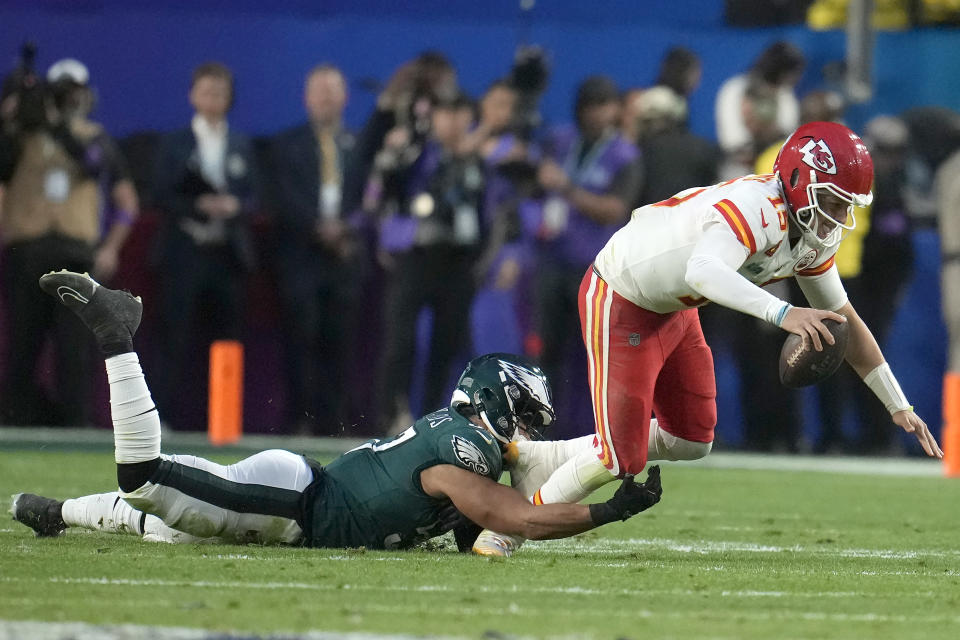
[779,318,850,388]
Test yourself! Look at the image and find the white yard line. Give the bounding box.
[689,451,945,477]
[0,620,464,640]
[0,575,949,600]
[528,536,960,559]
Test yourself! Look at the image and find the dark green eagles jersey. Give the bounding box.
[304,408,503,550]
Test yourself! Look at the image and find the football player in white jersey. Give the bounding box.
[473,121,943,556]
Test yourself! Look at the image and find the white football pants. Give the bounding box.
[121,449,314,545]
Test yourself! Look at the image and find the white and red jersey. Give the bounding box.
[595,174,845,320]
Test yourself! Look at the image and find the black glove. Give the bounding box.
[589,465,662,526]
[436,500,483,552]
[452,520,483,553]
[436,500,465,533]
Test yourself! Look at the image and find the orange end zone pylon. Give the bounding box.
[209,340,244,446]
[944,372,960,477]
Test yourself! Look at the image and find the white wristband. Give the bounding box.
[771,302,792,327]
[863,363,912,415]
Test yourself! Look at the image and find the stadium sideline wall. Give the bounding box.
[2,2,958,139]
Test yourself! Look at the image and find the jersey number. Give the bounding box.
[346,426,417,455]
[654,175,777,208]
[652,187,706,208]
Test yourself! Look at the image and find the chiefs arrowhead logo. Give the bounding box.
[793,249,819,272]
[799,138,837,175]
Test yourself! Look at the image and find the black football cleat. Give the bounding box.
[38,270,142,356]
[11,493,67,537]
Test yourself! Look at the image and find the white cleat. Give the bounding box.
[472,529,524,557]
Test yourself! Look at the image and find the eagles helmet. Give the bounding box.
[774,121,874,250]
[450,353,555,444]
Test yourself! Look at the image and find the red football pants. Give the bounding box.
[579,267,717,476]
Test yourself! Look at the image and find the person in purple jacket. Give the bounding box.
[374,91,488,435]
[522,75,643,437]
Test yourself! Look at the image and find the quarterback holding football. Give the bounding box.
[473,121,943,557]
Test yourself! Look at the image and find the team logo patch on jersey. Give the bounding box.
[629,333,641,346]
[799,138,837,175]
[793,249,820,272]
[452,435,490,475]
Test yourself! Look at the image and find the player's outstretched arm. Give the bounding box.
[420,464,662,540]
[835,301,943,458]
[892,410,942,459]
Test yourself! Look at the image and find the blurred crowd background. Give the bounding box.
[2,0,960,456]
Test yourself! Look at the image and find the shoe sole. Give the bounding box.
[9,493,22,520]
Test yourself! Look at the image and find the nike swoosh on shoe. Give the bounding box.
[56,286,90,304]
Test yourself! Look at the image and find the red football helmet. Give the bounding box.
[774,121,874,249]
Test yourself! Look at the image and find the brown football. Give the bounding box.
[778,318,850,388]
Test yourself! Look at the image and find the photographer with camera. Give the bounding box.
[521,75,643,437]
[453,48,550,359]
[0,51,139,427]
[459,80,540,358]
[373,90,489,435]
[347,52,458,217]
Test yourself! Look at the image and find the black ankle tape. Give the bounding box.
[117,459,161,493]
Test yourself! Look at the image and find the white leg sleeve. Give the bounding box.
[60,491,206,544]
[106,353,161,464]
[646,418,713,461]
[61,492,144,536]
[509,434,596,499]
[141,515,205,544]
[533,443,616,505]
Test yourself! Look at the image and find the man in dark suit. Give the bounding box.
[269,65,361,435]
[151,62,259,430]
[627,86,718,208]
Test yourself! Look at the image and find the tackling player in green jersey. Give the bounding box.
[12,271,662,550]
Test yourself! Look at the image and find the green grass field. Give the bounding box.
[2,445,959,639]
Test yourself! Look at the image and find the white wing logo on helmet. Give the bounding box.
[452,435,490,475]
[799,138,837,175]
[498,359,550,404]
